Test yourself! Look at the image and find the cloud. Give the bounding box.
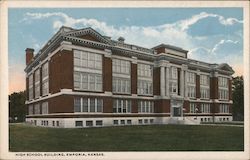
[21,11,243,77]
[211,39,239,54]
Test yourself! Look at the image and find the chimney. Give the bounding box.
[26,48,34,65]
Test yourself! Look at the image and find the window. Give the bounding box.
[56,121,59,126]
[74,50,102,91]
[42,62,49,96]
[150,119,154,124]
[127,120,132,125]
[74,72,102,91]
[113,99,131,113]
[34,103,40,114]
[41,102,48,114]
[200,74,209,85]
[218,77,228,88]
[190,103,196,113]
[75,121,83,127]
[187,72,195,84]
[201,103,210,113]
[28,74,33,100]
[200,88,210,99]
[138,63,153,77]
[112,77,130,94]
[74,98,103,113]
[138,119,143,124]
[34,69,40,98]
[113,120,119,125]
[170,67,178,79]
[112,59,130,74]
[186,71,196,98]
[187,86,196,98]
[96,120,103,126]
[74,50,102,70]
[137,63,153,95]
[120,120,125,125]
[219,104,229,113]
[137,80,153,95]
[219,89,229,100]
[144,119,148,124]
[74,98,81,112]
[52,121,55,126]
[112,59,131,94]
[138,101,154,113]
[170,82,178,94]
[86,121,93,127]
[28,105,33,115]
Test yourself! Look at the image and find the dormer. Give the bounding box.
[152,44,188,58]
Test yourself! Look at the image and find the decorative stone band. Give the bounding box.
[26,113,171,118]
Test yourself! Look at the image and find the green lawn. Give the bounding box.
[9,123,244,152]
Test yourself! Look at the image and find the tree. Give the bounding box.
[9,91,26,122]
[232,76,244,121]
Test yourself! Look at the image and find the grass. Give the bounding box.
[9,123,244,152]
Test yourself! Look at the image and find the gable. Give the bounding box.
[217,63,234,72]
[77,34,101,42]
[65,28,110,44]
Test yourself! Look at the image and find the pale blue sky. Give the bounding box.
[8,8,243,93]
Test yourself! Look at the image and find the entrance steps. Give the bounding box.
[169,117,200,125]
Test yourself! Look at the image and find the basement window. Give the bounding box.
[127,120,132,125]
[120,120,125,125]
[150,119,154,124]
[96,120,103,126]
[75,121,83,127]
[113,120,119,125]
[86,121,93,127]
[138,119,143,124]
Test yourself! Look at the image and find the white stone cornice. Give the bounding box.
[196,69,200,75]
[159,59,169,67]
[182,64,188,70]
[104,49,112,58]
[213,72,219,77]
[60,41,73,51]
[131,56,138,64]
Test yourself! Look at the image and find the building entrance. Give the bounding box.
[173,107,181,117]
[171,99,183,117]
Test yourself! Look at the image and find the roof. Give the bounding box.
[152,43,189,53]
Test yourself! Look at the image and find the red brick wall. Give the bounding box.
[26,77,29,99]
[33,73,35,99]
[210,77,218,99]
[132,99,138,113]
[196,75,200,98]
[154,99,170,113]
[155,47,165,54]
[183,100,190,113]
[25,48,34,65]
[153,67,160,95]
[40,67,43,96]
[229,79,232,100]
[103,97,113,113]
[103,56,112,92]
[131,63,137,94]
[177,68,180,95]
[77,34,100,42]
[49,50,73,94]
[48,95,74,113]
